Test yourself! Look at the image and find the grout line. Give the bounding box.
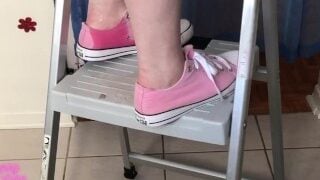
[163,149,266,156]
[3,146,318,163]
[254,115,268,150]
[68,155,123,159]
[267,147,320,150]
[161,135,167,180]
[161,136,165,159]
[0,158,65,162]
[0,151,256,162]
[62,127,73,180]
[164,150,227,154]
[254,115,274,179]
[66,153,164,159]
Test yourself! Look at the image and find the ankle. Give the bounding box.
[138,72,181,90]
[86,3,127,30]
[138,55,185,89]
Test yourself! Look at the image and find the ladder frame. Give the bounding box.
[40,0,284,179]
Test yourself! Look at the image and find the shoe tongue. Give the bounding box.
[184,45,195,60]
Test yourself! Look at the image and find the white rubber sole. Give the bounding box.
[76,44,137,61]
[135,81,236,127]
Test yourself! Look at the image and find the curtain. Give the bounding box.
[182,0,320,62]
[71,0,88,41]
[71,0,320,62]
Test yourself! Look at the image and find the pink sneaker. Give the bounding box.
[134,45,238,127]
[76,15,194,61]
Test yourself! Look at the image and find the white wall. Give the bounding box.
[0,0,74,128]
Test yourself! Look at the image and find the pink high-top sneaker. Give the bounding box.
[76,15,194,61]
[134,45,238,127]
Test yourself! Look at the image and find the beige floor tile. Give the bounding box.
[0,128,70,160]
[165,151,272,180]
[164,116,263,153]
[68,121,162,157]
[258,112,320,148]
[65,156,164,180]
[267,148,320,180]
[128,129,163,155]
[0,159,65,180]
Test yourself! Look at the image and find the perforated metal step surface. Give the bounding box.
[51,40,244,145]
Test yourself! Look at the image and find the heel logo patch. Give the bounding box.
[136,115,147,126]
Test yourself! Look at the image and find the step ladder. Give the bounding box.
[41,0,285,179]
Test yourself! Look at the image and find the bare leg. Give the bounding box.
[125,0,185,89]
[87,0,127,29]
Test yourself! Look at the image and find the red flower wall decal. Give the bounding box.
[18,17,37,32]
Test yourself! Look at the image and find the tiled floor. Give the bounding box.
[0,112,320,180]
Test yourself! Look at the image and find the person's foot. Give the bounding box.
[134,45,238,127]
[76,14,194,61]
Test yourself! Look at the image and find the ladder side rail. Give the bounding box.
[41,0,71,179]
[227,0,260,179]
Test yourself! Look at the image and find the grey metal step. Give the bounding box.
[51,40,255,145]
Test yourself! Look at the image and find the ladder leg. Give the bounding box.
[262,0,285,179]
[227,0,260,179]
[119,127,132,168]
[119,127,137,179]
[41,111,61,180]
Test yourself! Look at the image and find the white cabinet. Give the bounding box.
[307,74,320,119]
[0,0,74,129]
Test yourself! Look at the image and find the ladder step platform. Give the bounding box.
[51,40,257,145]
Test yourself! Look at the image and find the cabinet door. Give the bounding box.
[0,0,73,127]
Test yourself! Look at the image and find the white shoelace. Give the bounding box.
[193,52,232,101]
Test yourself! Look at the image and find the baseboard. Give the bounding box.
[0,113,75,129]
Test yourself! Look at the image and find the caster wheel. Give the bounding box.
[124,166,138,179]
